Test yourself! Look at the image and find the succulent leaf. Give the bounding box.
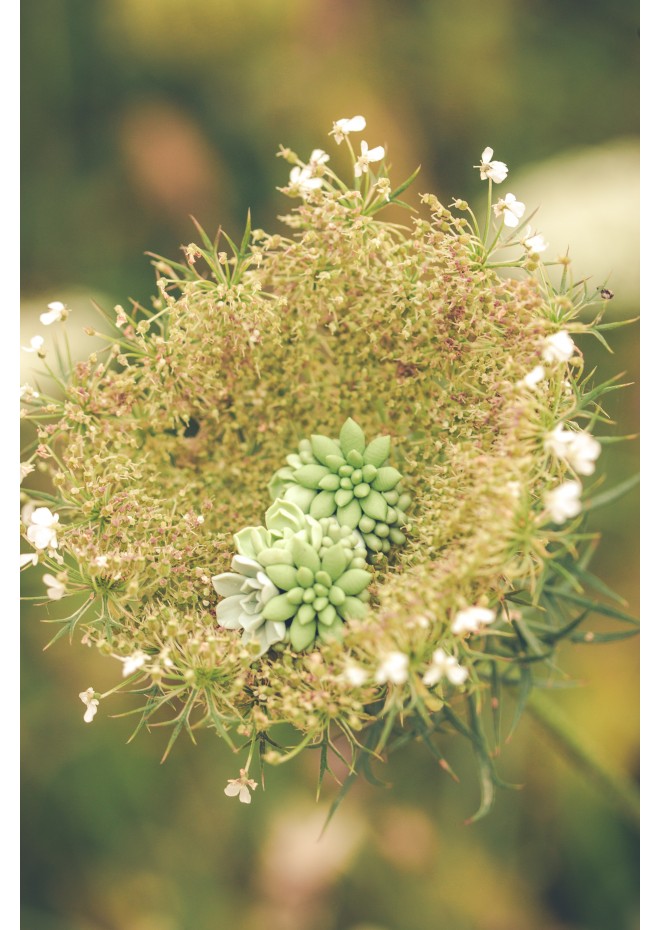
[373,467,403,492]
[339,418,366,456]
[363,435,391,467]
[311,434,342,464]
[294,464,331,489]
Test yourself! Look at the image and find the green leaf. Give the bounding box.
[296,604,316,625]
[339,418,366,456]
[337,498,362,529]
[361,490,388,522]
[263,595,298,623]
[372,466,402,492]
[570,628,640,644]
[584,473,639,512]
[265,564,298,591]
[318,473,341,491]
[543,589,639,625]
[289,616,317,651]
[325,454,346,472]
[311,434,342,465]
[291,536,321,573]
[363,434,391,467]
[338,596,367,620]
[321,544,348,582]
[294,464,331,489]
[257,547,294,567]
[335,569,372,596]
[309,490,337,519]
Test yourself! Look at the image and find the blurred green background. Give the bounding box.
[21,1,639,928]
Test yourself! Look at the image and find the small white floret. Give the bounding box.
[542,331,575,363]
[122,651,148,677]
[476,147,508,184]
[522,229,548,255]
[224,769,258,804]
[79,687,99,723]
[43,573,66,600]
[354,140,385,178]
[331,115,367,144]
[518,365,546,389]
[26,507,60,550]
[40,301,68,325]
[422,649,469,687]
[544,480,582,523]
[493,193,525,228]
[451,606,496,636]
[375,651,409,685]
[22,335,45,354]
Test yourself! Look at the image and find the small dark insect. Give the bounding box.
[600,288,614,300]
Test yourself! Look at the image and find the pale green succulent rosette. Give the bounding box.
[214,500,372,653]
[269,418,411,557]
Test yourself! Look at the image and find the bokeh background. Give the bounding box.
[21,1,640,928]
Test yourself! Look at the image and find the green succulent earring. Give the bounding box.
[213,500,372,653]
[269,418,411,556]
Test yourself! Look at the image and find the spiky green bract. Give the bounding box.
[19,134,636,816]
[270,419,410,557]
[216,500,371,652]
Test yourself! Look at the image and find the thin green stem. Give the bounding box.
[526,690,639,829]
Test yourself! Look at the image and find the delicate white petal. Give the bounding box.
[482,146,494,163]
[224,782,241,797]
[30,507,59,527]
[348,115,366,132]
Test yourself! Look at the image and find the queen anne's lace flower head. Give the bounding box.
[19,120,631,814]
